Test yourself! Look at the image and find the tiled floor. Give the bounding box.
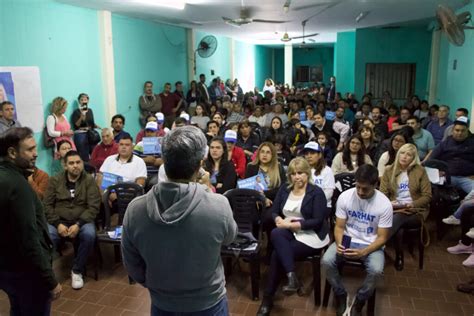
[1,222,473,316]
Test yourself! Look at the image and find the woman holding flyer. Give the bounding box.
[379,143,431,271]
[257,157,329,316]
[204,137,237,194]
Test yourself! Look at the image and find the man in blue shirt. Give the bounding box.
[407,116,435,162]
[426,105,452,145]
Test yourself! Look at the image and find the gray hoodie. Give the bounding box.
[122,181,237,312]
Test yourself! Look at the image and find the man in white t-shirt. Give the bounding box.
[96,135,147,205]
[322,164,393,316]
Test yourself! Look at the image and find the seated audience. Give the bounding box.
[406,116,435,162]
[28,167,49,200]
[377,129,412,178]
[257,158,330,316]
[263,103,288,128]
[224,130,246,179]
[47,96,75,152]
[414,100,430,122]
[212,112,226,134]
[190,104,210,131]
[205,120,220,144]
[322,165,393,316]
[426,105,452,145]
[332,134,372,176]
[43,151,100,289]
[429,116,474,194]
[139,81,162,127]
[265,116,286,142]
[380,144,431,271]
[0,101,21,134]
[204,137,237,194]
[286,118,309,155]
[391,107,411,131]
[90,128,119,171]
[248,106,266,127]
[359,126,378,161]
[121,126,237,315]
[271,134,292,167]
[71,93,98,162]
[447,200,474,267]
[226,102,245,124]
[133,122,163,189]
[316,131,334,167]
[111,114,131,143]
[370,106,389,141]
[386,104,399,133]
[51,140,73,176]
[302,142,335,211]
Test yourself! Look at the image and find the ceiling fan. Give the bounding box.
[281,20,318,43]
[223,0,288,27]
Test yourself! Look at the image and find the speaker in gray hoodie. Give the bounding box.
[121,181,237,312]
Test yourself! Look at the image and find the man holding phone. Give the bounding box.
[322,164,393,316]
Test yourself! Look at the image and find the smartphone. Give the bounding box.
[341,235,352,249]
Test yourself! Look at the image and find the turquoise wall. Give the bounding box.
[274,48,285,84]
[293,46,334,85]
[254,45,273,90]
[334,31,356,95]
[435,1,474,120]
[112,15,187,137]
[194,31,231,83]
[354,27,432,99]
[0,0,105,174]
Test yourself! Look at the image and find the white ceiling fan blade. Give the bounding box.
[253,19,288,24]
[292,32,319,39]
[292,2,333,11]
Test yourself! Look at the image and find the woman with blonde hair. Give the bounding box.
[46,97,75,157]
[257,157,329,316]
[380,143,431,271]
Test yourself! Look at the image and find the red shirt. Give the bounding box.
[159,92,181,116]
[231,146,247,179]
[90,142,119,170]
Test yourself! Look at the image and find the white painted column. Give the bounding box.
[98,11,116,124]
[230,39,235,80]
[284,43,293,87]
[186,28,196,82]
[428,30,441,105]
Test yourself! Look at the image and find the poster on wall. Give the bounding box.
[0,67,43,133]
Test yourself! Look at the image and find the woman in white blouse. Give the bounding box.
[331,134,372,176]
[257,157,330,316]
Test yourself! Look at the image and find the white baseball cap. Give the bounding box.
[302,141,321,153]
[145,121,158,131]
[155,112,164,123]
[180,112,190,122]
[224,130,237,143]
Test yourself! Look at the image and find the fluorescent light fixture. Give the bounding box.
[356,11,370,23]
[135,0,186,10]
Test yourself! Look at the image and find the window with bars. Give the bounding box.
[365,63,416,99]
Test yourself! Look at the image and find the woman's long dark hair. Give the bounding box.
[204,137,230,175]
[342,134,366,171]
[386,127,414,166]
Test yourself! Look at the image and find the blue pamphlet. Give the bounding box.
[300,120,312,128]
[143,137,161,154]
[101,172,123,190]
[237,173,268,192]
[299,111,306,121]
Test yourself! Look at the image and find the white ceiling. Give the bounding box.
[57,0,470,44]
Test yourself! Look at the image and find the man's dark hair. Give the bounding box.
[174,117,187,126]
[207,120,219,128]
[144,81,153,87]
[175,81,183,87]
[0,101,14,111]
[162,126,207,181]
[64,150,81,163]
[0,127,34,157]
[355,164,379,186]
[77,93,89,101]
[457,108,469,116]
[111,114,125,125]
[165,82,171,87]
[199,74,205,78]
[371,105,382,112]
[407,116,420,123]
[119,135,133,143]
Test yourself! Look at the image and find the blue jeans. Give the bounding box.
[73,132,91,162]
[151,296,228,316]
[322,242,385,301]
[48,223,96,274]
[451,176,474,194]
[0,270,52,315]
[454,200,474,219]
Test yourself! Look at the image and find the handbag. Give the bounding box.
[436,184,461,205]
[87,128,101,145]
[43,115,56,148]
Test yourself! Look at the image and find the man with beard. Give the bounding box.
[43,150,101,290]
[0,127,62,314]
